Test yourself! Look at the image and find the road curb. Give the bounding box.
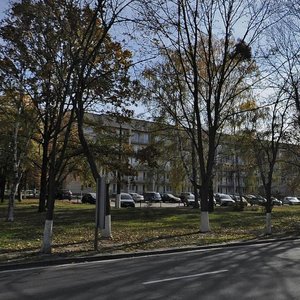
[0,236,299,271]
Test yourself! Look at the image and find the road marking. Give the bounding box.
[143,269,228,285]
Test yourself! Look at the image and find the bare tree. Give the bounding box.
[250,92,291,234]
[140,0,275,232]
[263,6,300,123]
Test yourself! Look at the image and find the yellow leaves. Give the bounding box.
[239,99,257,111]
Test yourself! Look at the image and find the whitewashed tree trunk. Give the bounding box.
[200,211,211,232]
[41,219,53,254]
[101,214,112,238]
[265,213,272,235]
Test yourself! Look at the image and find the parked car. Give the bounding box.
[271,197,282,206]
[215,193,235,206]
[230,194,249,206]
[144,192,162,202]
[22,190,37,198]
[179,192,195,206]
[56,189,72,200]
[81,192,96,204]
[130,193,144,202]
[120,193,135,207]
[282,197,300,205]
[161,193,181,203]
[245,195,267,206]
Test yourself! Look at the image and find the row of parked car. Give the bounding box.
[81,192,136,207]
[80,190,300,208]
[20,189,73,200]
[215,194,300,206]
[81,191,182,208]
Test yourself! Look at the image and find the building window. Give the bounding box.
[140,133,149,144]
[131,132,139,143]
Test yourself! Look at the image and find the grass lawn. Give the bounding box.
[1,199,300,263]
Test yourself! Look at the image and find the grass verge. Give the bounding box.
[1,200,300,264]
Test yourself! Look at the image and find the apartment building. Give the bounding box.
[66,113,189,195]
[66,113,300,198]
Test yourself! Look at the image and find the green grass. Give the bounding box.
[1,200,300,263]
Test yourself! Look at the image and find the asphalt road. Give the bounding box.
[1,239,300,300]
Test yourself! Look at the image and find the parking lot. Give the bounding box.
[70,197,184,208]
[124,201,183,208]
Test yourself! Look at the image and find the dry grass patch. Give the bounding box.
[0,200,300,263]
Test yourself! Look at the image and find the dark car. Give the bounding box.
[82,192,96,204]
[144,192,162,202]
[161,193,181,203]
[56,189,72,200]
[246,195,267,206]
[231,194,249,206]
[120,193,135,208]
[215,193,235,206]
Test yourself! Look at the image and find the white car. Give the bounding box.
[180,192,195,206]
[130,193,144,202]
[282,197,300,205]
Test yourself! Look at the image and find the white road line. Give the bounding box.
[143,269,228,285]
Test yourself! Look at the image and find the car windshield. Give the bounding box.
[121,194,132,199]
[221,194,232,199]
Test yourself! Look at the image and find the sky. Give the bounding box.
[0,0,10,22]
[0,0,10,15]
[0,0,148,118]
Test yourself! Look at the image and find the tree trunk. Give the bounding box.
[265,213,272,235]
[40,181,56,253]
[7,119,22,221]
[76,107,112,238]
[0,175,6,203]
[7,175,21,221]
[115,193,121,208]
[41,219,53,254]
[200,183,210,232]
[208,180,214,212]
[265,182,272,235]
[40,121,59,253]
[7,190,15,222]
[200,211,210,233]
[101,215,112,238]
[102,184,112,237]
[38,138,49,212]
[191,140,199,209]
